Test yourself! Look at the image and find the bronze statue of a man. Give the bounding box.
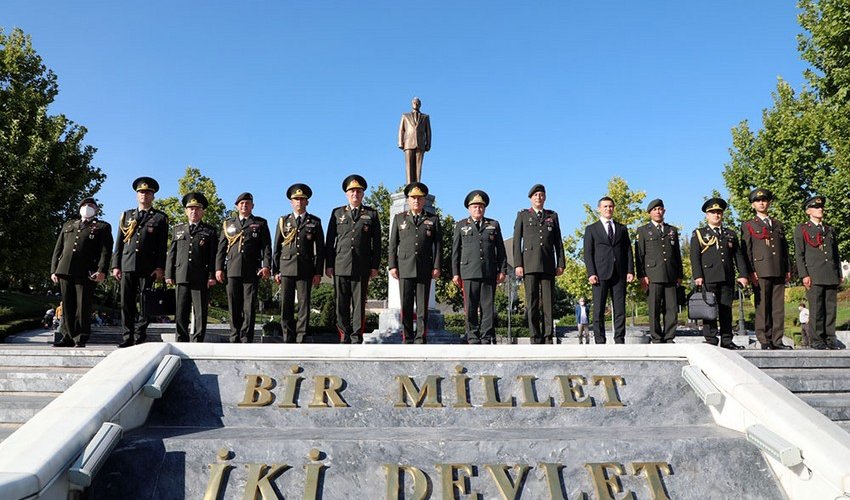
[398,97,431,184]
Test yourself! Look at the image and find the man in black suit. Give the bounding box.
[583,196,634,344]
[165,192,218,342]
[111,177,169,348]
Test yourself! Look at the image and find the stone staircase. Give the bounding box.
[741,350,850,433]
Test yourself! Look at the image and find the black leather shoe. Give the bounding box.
[74,342,86,348]
[828,343,845,350]
[721,343,744,350]
[117,339,135,348]
[760,343,773,350]
[52,337,74,348]
[666,340,676,344]
[812,344,829,350]
[773,344,793,350]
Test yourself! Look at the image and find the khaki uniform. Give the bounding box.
[635,222,683,343]
[166,221,217,342]
[794,221,841,348]
[273,213,324,343]
[742,217,790,347]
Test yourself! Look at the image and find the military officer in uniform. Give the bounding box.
[794,195,844,350]
[50,198,113,347]
[215,192,272,343]
[512,184,565,344]
[165,192,218,342]
[273,183,324,343]
[741,188,792,350]
[325,175,382,344]
[389,182,442,344]
[111,177,169,348]
[634,199,683,344]
[690,197,749,349]
[452,190,507,344]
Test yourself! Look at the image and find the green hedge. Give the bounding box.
[0,318,43,341]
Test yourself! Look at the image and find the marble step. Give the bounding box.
[761,368,850,392]
[0,392,60,423]
[741,351,850,369]
[0,366,88,392]
[0,348,108,368]
[0,423,21,444]
[796,392,850,421]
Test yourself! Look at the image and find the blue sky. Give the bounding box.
[5,1,808,236]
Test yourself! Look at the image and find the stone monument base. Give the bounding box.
[366,308,462,343]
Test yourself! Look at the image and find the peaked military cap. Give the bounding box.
[235,192,253,204]
[182,192,209,209]
[528,184,546,197]
[804,195,826,209]
[646,199,664,212]
[287,183,312,200]
[404,182,429,197]
[749,188,773,202]
[342,174,367,192]
[79,197,97,207]
[701,197,727,213]
[132,177,159,193]
[464,190,490,208]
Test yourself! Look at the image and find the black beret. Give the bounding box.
[342,174,367,192]
[804,195,826,209]
[132,177,159,193]
[404,182,429,197]
[464,190,490,208]
[701,197,727,213]
[748,188,773,202]
[528,184,546,197]
[182,192,209,209]
[235,192,253,204]
[79,197,97,207]
[287,183,312,200]
[646,199,664,212]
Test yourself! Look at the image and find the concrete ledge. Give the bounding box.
[0,472,37,500]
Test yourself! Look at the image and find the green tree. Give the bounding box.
[154,166,228,228]
[0,28,104,287]
[435,212,464,311]
[363,183,397,300]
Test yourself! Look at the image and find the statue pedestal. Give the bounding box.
[364,191,461,344]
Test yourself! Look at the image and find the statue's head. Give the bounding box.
[411,97,421,110]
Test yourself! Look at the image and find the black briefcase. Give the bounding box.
[143,284,176,317]
[687,286,718,321]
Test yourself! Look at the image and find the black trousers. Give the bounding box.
[120,272,154,343]
[462,278,496,344]
[702,282,735,346]
[753,276,786,346]
[175,283,210,342]
[226,277,258,343]
[59,275,95,343]
[524,273,554,344]
[591,275,627,344]
[647,282,678,343]
[335,274,369,344]
[808,284,838,347]
[400,277,431,344]
[280,276,313,343]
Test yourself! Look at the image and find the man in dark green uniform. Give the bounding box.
[389,182,442,344]
[634,199,683,344]
[112,177,169,348]
[741,188,792,350]
[325,175,382,344]
[273,183,324,343]
[50,198,113,347]
[690,197,749,349]
[512,184,565,344]
[794,195,844,350]
[452,190,507,344]
[165,192,218,342]
[215,192,272,343]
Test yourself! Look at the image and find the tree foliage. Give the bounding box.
[725,1,850,258]
[364,183,396,300]
[0,27,104,287]
[154,166,228,228]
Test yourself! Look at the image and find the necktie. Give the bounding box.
[537,211,544,223]
[475,219,481,231]
[656,224,663,235]
[137,210,146,221]
[607,221,614,243]
[296,215,303,227]
[763,218,771,230]
[817,224,823,233]
[190,224,196,233]
[240,218,246,227]
[352,207,359,220]
[413,214,420,225]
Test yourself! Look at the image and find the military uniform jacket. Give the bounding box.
[794,221,841,285]
[51,218,114,278]
[741,217,789,278]
[273,213,325,278]
[111,208,168,274]
[690,226,747,284]
[452,217,507,280]
[325,205,382,277]
[512,208,565,275]
[388,211,441,279]
[634,222,683,283]
[166,221,218,286]
[215,215,272,279]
